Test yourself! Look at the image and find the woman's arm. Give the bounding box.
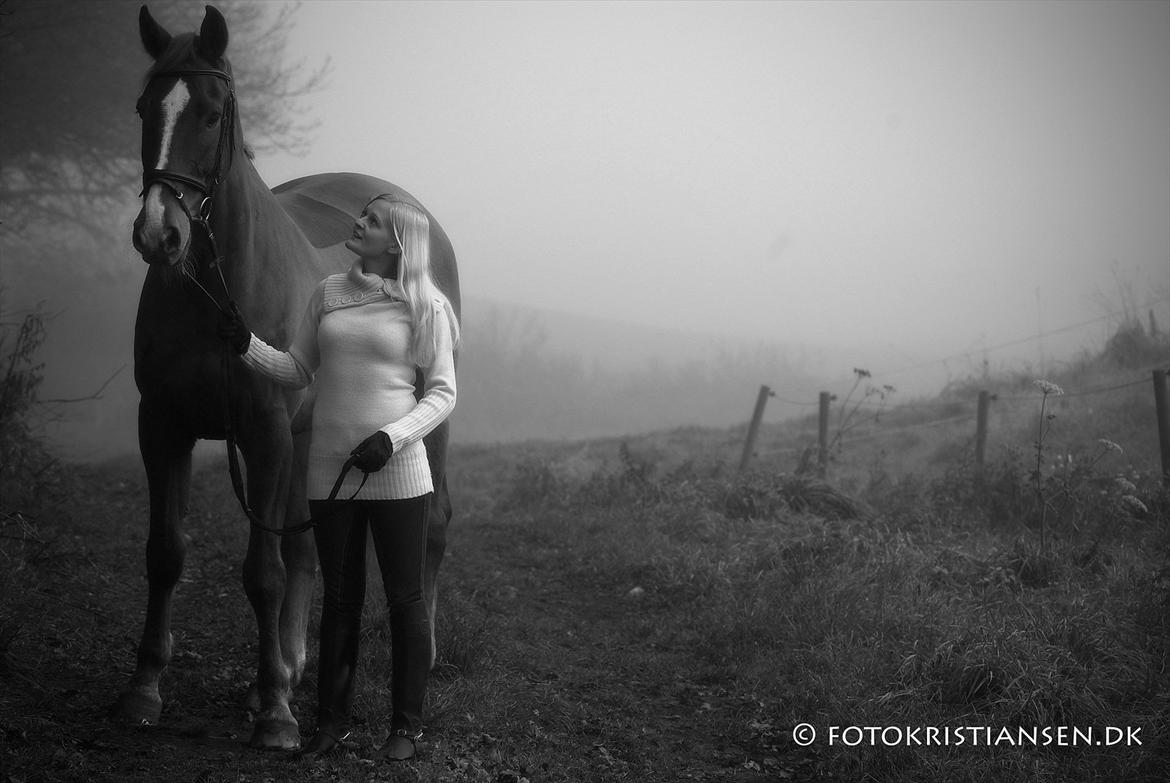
[380,300,457,452]
[242,336,314,389]
[240,284,324,389]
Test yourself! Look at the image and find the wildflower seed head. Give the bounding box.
[1121,495,1149,515]
[1033,379,1065,396]
[1097,439,1123,455]
[1115,477,1138,493]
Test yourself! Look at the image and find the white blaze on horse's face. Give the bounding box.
[133,76,197,267]
[142,80,191,234]
[155,79,190,173]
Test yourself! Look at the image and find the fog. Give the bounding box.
[259,0,1169,349]
[5,0,1169,460]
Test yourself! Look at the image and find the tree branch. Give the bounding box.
[41,365,127,404]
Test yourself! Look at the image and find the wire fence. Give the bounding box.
[813,293,1170,391]
[738,298,1170,482]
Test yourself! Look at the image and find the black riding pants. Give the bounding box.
[309,495,431,737]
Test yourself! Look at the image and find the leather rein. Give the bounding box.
[139,67,363,537]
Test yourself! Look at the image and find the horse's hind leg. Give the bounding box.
[114,404,193,725]
[422,420,452,670]
[242,408,315,713]
[238,411,301,749]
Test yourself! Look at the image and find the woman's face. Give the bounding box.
[345,199,399,259]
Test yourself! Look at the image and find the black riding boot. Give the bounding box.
[301,500,367,760]
[297,605,360,759]
[317,603,361,735]
[366,495,431,761]
[389,602,431,744]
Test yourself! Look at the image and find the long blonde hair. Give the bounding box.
[374,196,460,366]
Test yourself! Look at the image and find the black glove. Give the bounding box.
[217,302,252,354]
[350,431,393,473]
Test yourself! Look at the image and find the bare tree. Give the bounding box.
[0,0,328,243]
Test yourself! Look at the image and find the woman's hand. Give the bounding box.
[217,303,252,354]
[350,431,393,472]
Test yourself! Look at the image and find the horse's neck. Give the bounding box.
[212,159,315,337]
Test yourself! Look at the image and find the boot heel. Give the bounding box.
[376,728,422,761]
[294,728,351,761]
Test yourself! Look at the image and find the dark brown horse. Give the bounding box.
[114,5,459,749]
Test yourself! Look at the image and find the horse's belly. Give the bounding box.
[137,349,236,438]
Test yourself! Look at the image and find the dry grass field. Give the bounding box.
[2,335,1168,782]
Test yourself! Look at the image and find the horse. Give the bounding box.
[115,5,460,749]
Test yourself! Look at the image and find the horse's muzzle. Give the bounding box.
[133,206,189,266]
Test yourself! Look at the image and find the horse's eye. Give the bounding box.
[206,113,221,129]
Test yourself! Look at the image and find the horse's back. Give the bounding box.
[273,173,460,315]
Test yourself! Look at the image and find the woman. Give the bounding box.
[219,195,459,762]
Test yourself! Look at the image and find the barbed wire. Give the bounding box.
[770,394,819,407]
[996,375,1156,403]
[744,305,1168,471]
[812,294,1169,389]
[745,366,1167,470]
[774,363,1162,412]
[833,412,977,449]
[756,411,978,459]
[762,303,1167,414]
[844,396,973,412]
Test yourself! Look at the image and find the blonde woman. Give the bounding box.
[220,195,459,761]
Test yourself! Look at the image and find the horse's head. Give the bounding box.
[132,5,235,267]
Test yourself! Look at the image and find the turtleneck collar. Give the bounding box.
[348,260,404,297]
[322,261,405,312]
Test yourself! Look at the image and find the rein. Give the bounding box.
[140,66,364,537]
[217,335,369,537]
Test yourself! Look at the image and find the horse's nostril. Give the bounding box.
[162,226,181,251]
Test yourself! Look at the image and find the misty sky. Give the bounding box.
[254,0,1170,375]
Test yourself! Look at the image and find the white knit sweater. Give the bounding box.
[242,261,457,499]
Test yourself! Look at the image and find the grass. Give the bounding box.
[1,333,1167,781]
[452,433,1167,782]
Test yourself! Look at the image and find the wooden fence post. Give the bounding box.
[818,391,831,478]
[1154,369,1170,487]
[738,385,773,474]
[974,390,991,477]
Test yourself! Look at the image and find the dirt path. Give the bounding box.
[2,455,815,782]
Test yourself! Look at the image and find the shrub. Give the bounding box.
[0,306,54,516]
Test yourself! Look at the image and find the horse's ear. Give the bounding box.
[139,6,172,61]
[196,5,229,63]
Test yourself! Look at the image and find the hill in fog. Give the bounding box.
[12,260,829,458]
[452,296,830,444]
[10,256,1135,460]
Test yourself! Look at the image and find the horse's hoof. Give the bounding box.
[250,717,300,750]
[112,687,162,726]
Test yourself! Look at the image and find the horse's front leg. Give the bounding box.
[279,407,317,689]
[238,408,300,749]
[114,401,193,725]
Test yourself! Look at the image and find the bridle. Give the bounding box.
[138,66,363,536]
[138,67,238,312]
[140,67,237,227]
